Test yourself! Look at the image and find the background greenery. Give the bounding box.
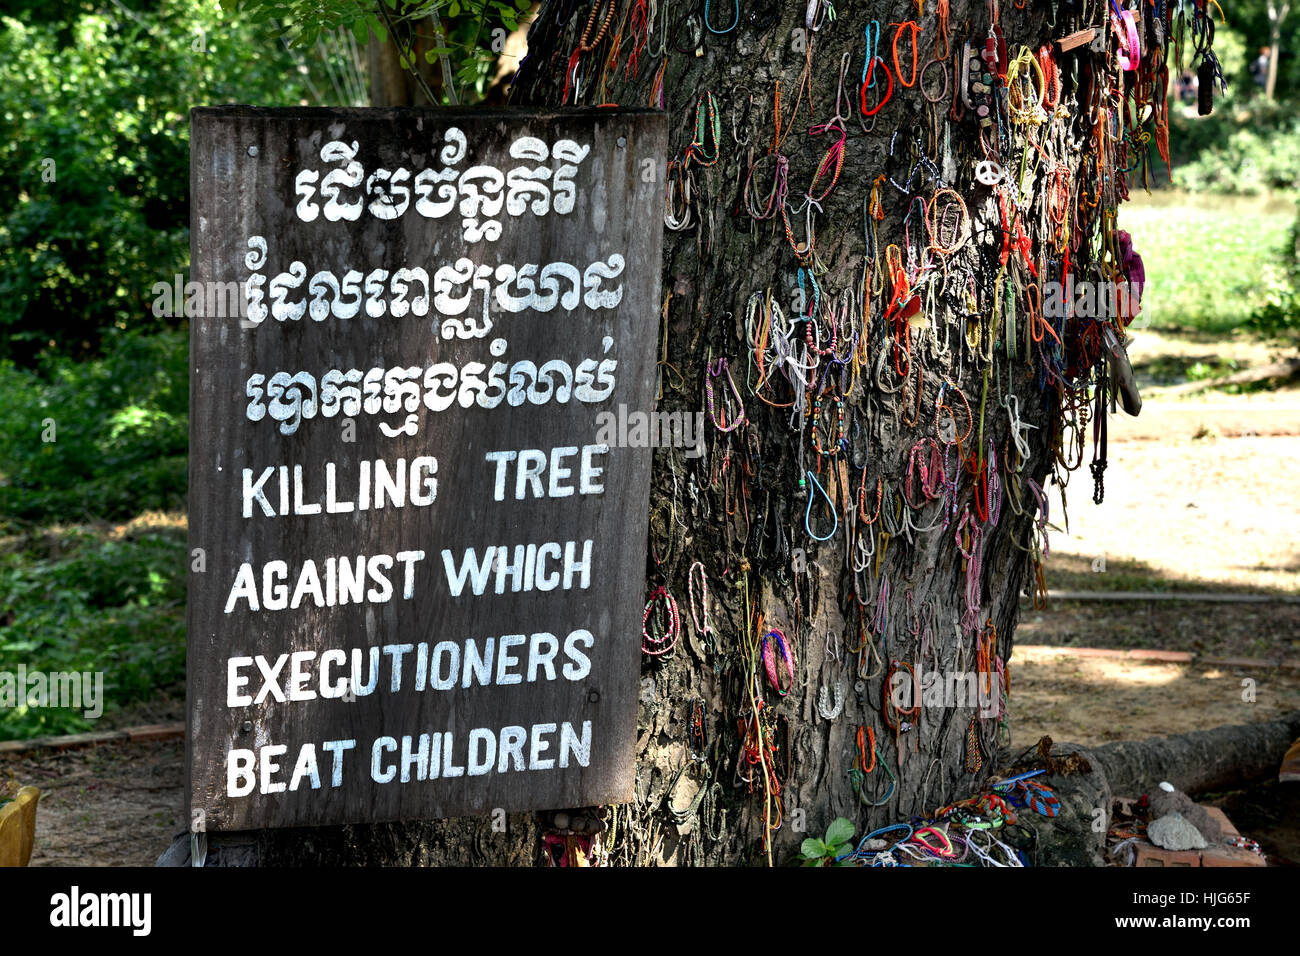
[1,1,1298,738]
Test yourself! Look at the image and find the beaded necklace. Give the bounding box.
[642,585,681,656]
[563,0,617,104]
[687,559,714,651]
[809,387,846,458]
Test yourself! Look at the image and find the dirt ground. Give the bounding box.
[7,380,1300,866]
[8,737,183,867]
[15,640,1297,867]
[1010,648,1300,746]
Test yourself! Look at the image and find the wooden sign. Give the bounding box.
[187,106,666,832]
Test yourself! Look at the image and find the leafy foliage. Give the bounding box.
[797,817,855,866]
[0,333,189,527]
[1167,94,1300,195]
[0,1,318,365]
[228,0,526,101]
[1247,197,1300,338]
[0,524,187,739]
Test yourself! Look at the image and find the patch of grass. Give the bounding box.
[1132,352,1241,387]
[0,518,186,740]
[1123,191,1295,335]
[1043,552,1203,594]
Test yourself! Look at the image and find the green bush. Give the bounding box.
[0,527,187,739]
[0,331,191,739]
[0,332,189,527]
[1247,198,1300,339]
[1167,94,1300,195]
[0,2,316,365]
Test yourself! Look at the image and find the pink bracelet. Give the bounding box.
[1116,9,1140,71]
[762,629,795,696]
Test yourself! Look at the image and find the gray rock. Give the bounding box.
[1149,788,1222,843]
[1148,812,1209,851]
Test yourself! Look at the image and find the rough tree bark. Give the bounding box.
[169,0,1139,866]
[504,0,1074,866]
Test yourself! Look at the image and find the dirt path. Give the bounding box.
[1010,647,1300,747]
[1042,433,1300,596]
[5,738,183,867]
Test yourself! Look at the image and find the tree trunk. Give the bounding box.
[1091,712,1300,798]
[1266,4,1288,101]
[506,0,1074,867]
[367,13,449,106]
[172,0,1142,866]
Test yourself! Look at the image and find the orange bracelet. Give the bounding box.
[892,20,922,87]
[856,725,877,773]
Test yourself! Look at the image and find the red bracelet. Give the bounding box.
[860,56,894,116]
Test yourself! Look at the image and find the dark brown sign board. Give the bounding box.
[188,106,666,832]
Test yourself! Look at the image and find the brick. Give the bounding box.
[1063,647,1127,659]
[1201,806,1239,839]
[1201,656,1276,669]
[1201,845,1266,868]
[1129,805,1266,868]
[1124,649,1194,663]
[1134,844,1200,867]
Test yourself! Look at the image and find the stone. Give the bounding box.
[1148,813,1209,851]
[1149,787,1222,843]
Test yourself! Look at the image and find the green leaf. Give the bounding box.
[825,817,854,847]
[798,838,826,859]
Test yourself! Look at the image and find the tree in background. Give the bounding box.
[1266,2,1291,98]
[231,0,533,105]
[1230,0,1298,96]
